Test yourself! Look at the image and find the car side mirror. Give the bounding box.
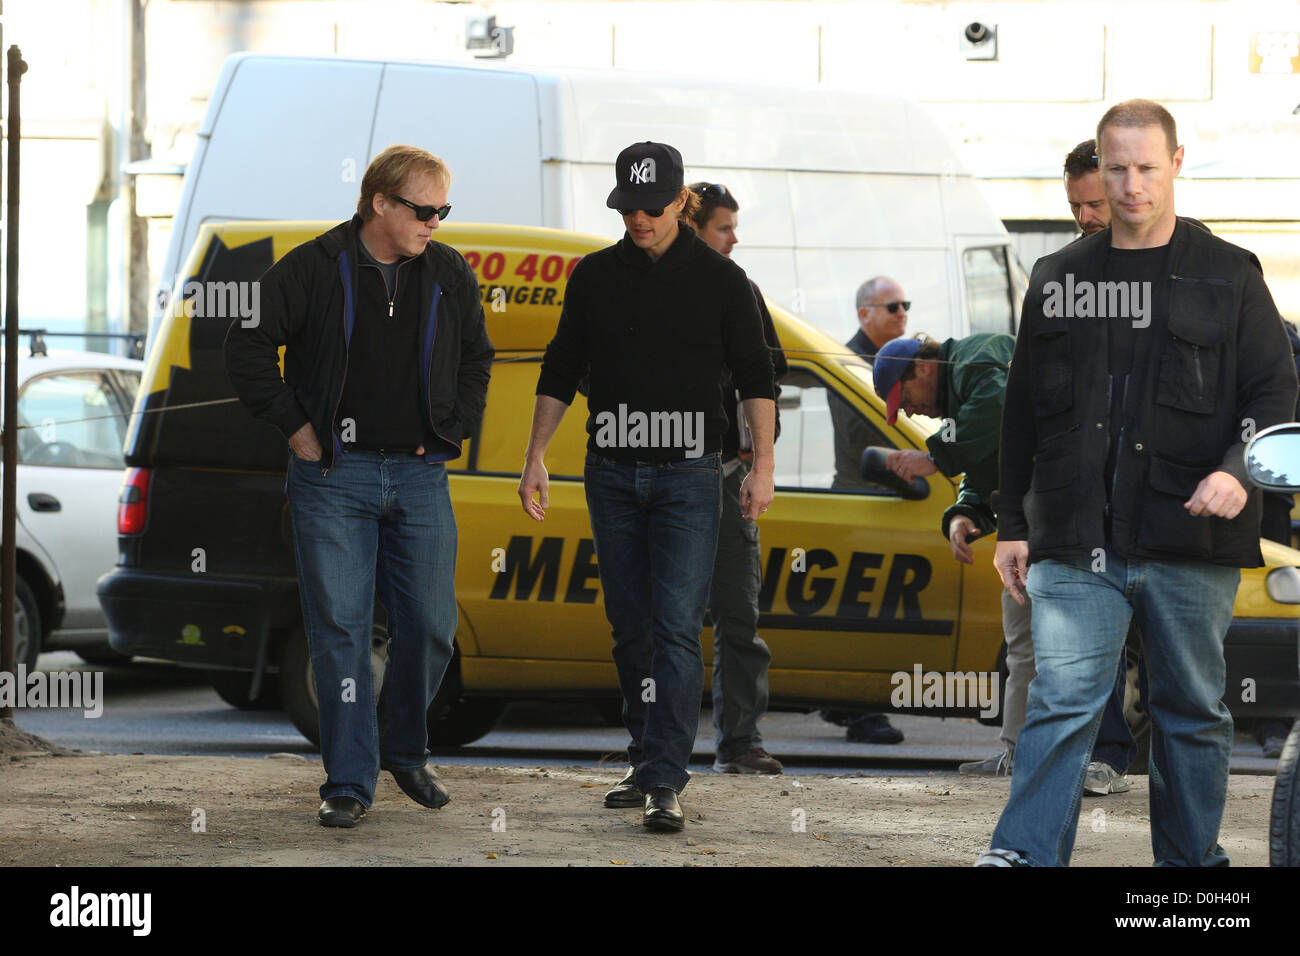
[860,446,929,500]
[1245,423,1300,493]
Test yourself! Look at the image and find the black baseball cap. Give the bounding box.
[606,141,685,210]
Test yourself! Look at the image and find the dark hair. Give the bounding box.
[687,182,739,229]
[1096,99,1179,158]
[899,336,942,381]
[1063,139,1099,179]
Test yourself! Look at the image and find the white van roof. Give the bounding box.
[205,53,966,177]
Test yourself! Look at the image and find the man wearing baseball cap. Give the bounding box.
[518,141,776,832]
[876,332,1139,796]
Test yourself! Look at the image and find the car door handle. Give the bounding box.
[27,492,61,512]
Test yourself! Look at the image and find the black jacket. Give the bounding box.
[994,218,1297,568]
[223,217,494,470]
[536,225,774,464]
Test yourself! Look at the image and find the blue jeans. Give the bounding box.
[989,548,1238,866]
[584,451,722,794]
[286,450,459,807]
[1093,651,1138,774]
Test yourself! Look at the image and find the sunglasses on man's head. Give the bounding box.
[869,300,911,314]
[389,194,452,222]
[618,206,668,218]
[696,183,731,200]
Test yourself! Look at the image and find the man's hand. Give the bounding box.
[887,449,938,482]
[518,458,550,521]
[948,514,982,565]
[994,540,1030,606]
[740,468,775,521]
[288,422,323,461]
[1185,470,1248,519]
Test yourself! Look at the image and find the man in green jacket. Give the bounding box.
[874,333,1139,789]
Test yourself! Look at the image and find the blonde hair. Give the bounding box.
[356,145,451,221]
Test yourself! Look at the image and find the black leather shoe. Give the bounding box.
[604,766,642,808]
[389,765,451,809]
[318,796,366,828]
[643,788,685,832]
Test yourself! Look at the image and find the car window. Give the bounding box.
[964,245,1017,335]
[778,366,896,494]
[17,371,129,469]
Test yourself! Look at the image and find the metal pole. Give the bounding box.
[1,44,27,719]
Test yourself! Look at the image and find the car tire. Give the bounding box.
[1270,721,1300,867]
[593,698,625,727]
[976,642,1010,728]
[75,646,133,666]
[280,621,389,749]
[14,576,41,671]
[426,644,504,748]
[207,669,283,710]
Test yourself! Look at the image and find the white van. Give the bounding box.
[153,53,1025,347]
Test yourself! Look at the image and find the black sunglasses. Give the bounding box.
[869,300,911,314]
[389,194,452,222]
[696,182,731,200]
[617,206,668,218]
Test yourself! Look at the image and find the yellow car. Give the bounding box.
[98,221,1300,745]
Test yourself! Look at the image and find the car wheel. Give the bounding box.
[280,622,389,749]
[426,644,504,748]
[207,669,283,710]
[13,576,41,671]
[593,698,625,727]
[1270,721,1300,866]
[75,646,133,666]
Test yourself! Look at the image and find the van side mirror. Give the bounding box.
[1245,423,1300,493]
[860,446,930,500]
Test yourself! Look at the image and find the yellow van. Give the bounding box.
[99,221,1300,746]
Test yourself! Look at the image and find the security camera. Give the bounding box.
[961,21,998,60]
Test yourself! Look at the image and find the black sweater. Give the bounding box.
[536,225,775,464]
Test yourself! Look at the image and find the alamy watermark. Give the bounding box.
[1043,274,1152,328]
[0,664,103,718]
[593,404,706,459]
[890,664,1001,719]
[162,279,261,328]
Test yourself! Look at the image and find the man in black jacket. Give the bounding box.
[518,142,775,831]
[979,101,1297,867]
[687,182,788,775]
[224,145,494,828]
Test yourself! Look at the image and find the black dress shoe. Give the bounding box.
[389,765,451,809]
[318,796,366,828]
[643,787,685,832]
[604,766,643,808]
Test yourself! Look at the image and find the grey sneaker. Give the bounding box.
[958,751,1012,776]
[713,747,784,774]
[1083,761,1130,795]
[975,848,1029,866]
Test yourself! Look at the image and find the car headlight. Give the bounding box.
[1266,566,1300,605]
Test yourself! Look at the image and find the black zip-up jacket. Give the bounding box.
[223,216,494,471]
[536,225,774,464]
[994,217,1297,568]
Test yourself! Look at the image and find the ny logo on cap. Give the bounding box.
[629,158,657,184]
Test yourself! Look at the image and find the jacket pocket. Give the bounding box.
[1156,292,1228,415]
[1023,449,1080,549]
[1136,454,1215,557]
[1030,316,1072,416]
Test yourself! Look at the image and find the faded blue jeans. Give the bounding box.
[584,451,722,794]
[989,547,1238,866]
[286,449,459,807]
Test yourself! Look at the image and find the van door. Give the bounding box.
[756,360,962,677]
[368,65,545,227]
[956,239,1029,335]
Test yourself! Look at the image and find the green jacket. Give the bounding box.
[926,333,1015,539]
